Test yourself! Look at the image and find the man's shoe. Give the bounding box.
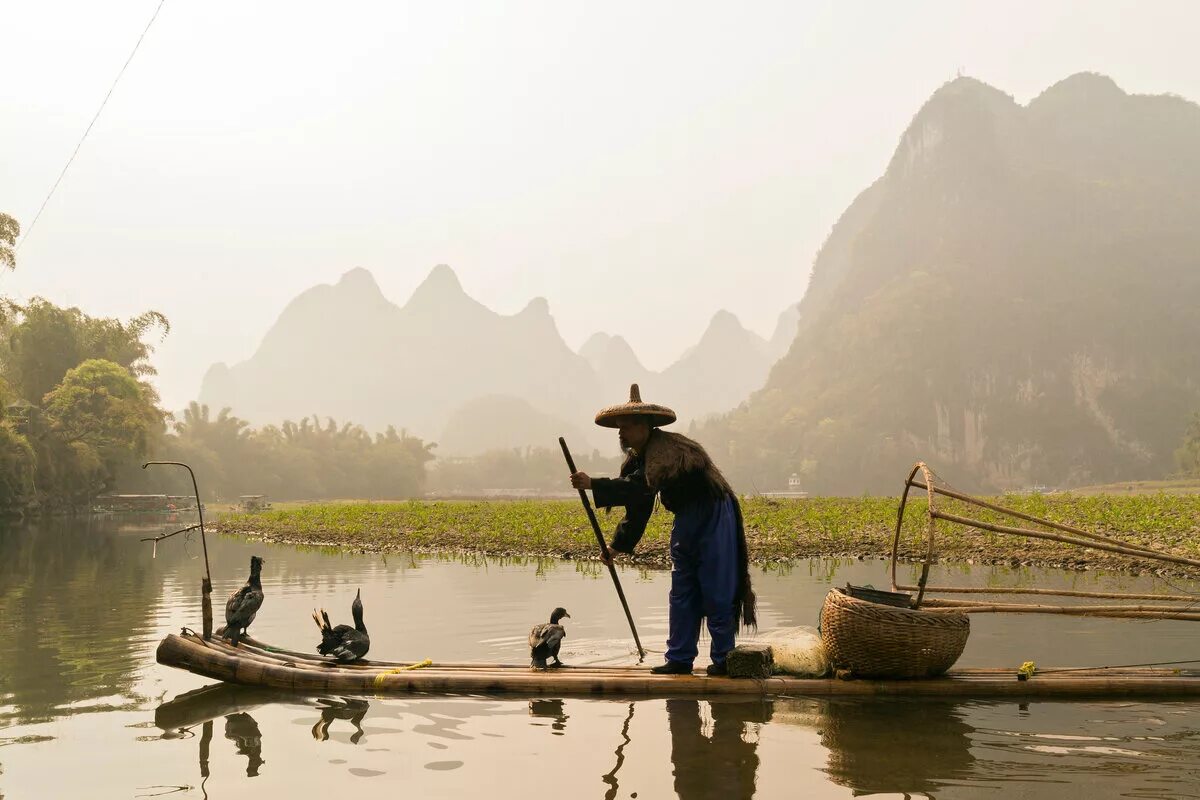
[650,661,693,675]
[706,662,728,677]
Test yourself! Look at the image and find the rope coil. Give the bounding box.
[373,659,433,689]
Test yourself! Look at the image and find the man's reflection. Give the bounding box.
[224,712,265,777]
[668,698,770,799]
[312,697,370,744]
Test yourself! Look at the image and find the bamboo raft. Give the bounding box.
[156,632,1200,698]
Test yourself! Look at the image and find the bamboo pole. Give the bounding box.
[893,584,1200,602]
[931,509,1200,569]
[918,598,1200,619]
[560,437,646,660]
[910,479,1126,545]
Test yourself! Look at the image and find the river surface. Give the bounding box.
[2,516,1200,799]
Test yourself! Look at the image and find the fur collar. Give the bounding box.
[639,429,732,494]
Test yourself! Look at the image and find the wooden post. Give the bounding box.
[201,578,213,640]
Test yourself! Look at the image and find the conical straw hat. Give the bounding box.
[594,384,676,428]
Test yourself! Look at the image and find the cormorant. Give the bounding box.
[312,588,370,662]
[529,607,570,670]
[223,555,265,647]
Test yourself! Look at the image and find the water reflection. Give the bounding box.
[312,698,369,744]
[600,702,633,800]
[668,698,770,799]
[0,518,166,723]
[224,712,265,777]
[528,698,568,733]
[156,685,276,782]
[809,698,975,797]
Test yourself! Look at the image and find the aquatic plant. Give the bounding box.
[215,493,1200,573]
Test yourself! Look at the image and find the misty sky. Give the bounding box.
[3,1,1199,410]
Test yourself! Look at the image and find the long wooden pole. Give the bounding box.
[559,437,646,660]
[143,461,214,638]
[932,509,1200,570]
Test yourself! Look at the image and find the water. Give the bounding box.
[2,516,1200,798]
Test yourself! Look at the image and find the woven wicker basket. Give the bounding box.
[820,588,969,678]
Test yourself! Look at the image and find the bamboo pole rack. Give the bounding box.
[888,462,1200,620]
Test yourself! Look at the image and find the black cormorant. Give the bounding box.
[312,588,370,662]
[223,555,265,647]
[529,607,570,670]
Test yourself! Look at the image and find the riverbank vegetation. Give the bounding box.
[138,403,435,502]
[0,295,168,513]
[215,492,1200,573]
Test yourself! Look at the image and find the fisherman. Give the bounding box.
[569,384,756,675]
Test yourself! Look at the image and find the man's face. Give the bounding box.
[616,418,651,453]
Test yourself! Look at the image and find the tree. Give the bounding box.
[0,213,17,271]
[0,401,36,510]
[1177,413,1200,478]
[2,298,169,403]
[41,359,162,499]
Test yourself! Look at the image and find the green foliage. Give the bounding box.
[0,421,36,510]
[39,359,161,504]
[1176,413,1200,478]
[1,297,168,402]
[0,296,173,513]
[217,492,1200,568]
[43,359,159,455]
[0,212,17,271]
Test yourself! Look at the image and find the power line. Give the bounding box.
[15,0,168,254]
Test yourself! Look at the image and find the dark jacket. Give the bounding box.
[590,429,757,627]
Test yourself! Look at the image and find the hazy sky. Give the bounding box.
[3,1,1198,410]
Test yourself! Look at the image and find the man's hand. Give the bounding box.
[599,545,614,566]
[570,471,592,490]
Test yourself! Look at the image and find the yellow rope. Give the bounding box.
[373,659,433,689]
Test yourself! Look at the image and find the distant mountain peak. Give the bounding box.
[408,264,467,306]
[335,267,385,298]
[580,332,613,357]
[934,75,1008,97]
[890,75,1019,178]
[518,296,551,316]
[580,331,646,381]
[1040,71,1123,97]
[1030,72,1126,113]
[704,309,747,337]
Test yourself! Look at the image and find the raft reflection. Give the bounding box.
[155,684,984,797]
[156,684,374,780]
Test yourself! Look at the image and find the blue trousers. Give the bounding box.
[665,495,739,667]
